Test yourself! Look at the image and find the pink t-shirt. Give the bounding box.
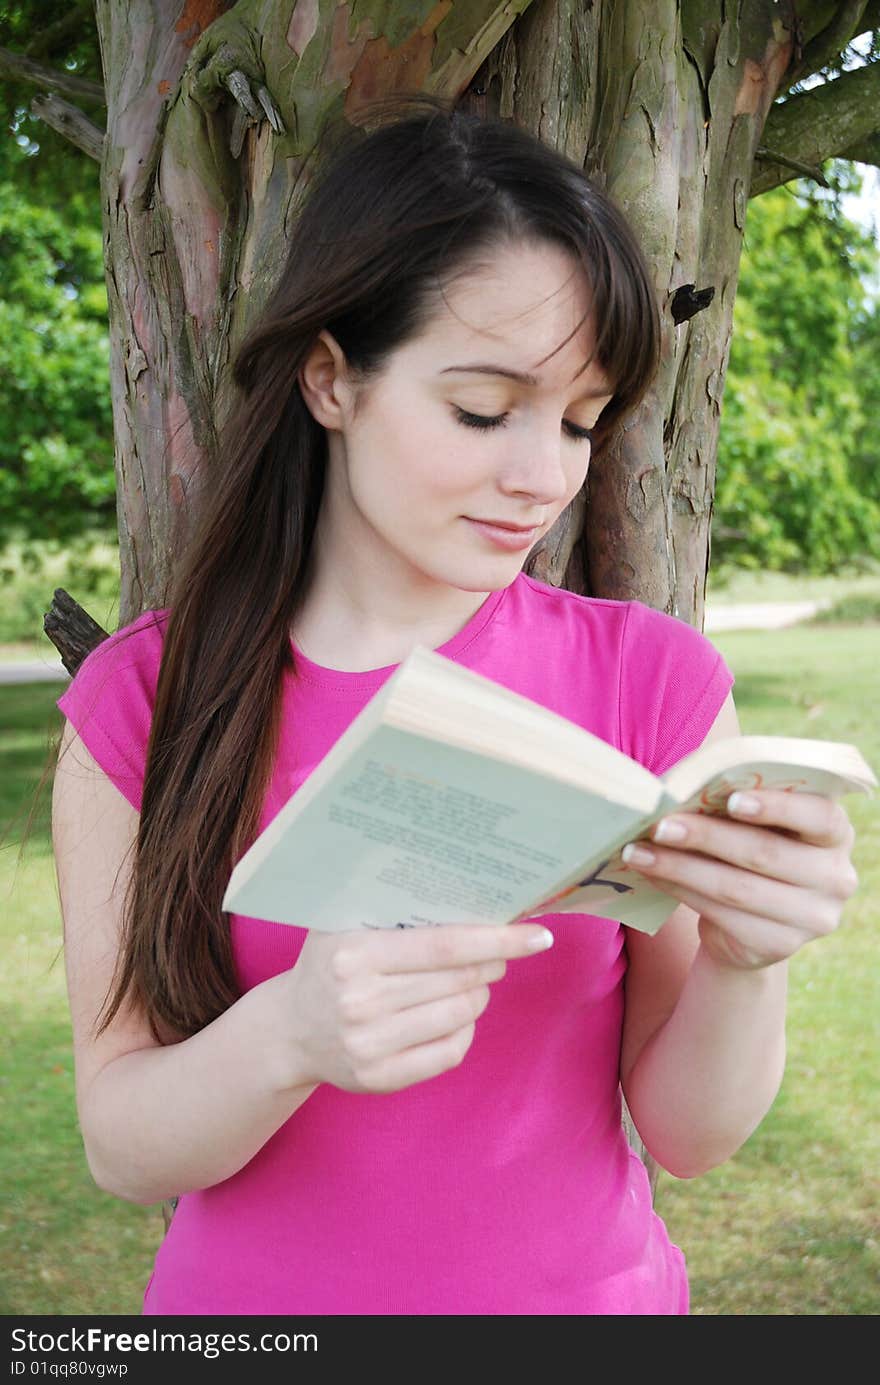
[57,571,733,1316]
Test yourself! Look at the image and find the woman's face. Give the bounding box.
[302,238,615,599]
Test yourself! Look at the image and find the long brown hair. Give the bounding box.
[95,94,661,1043]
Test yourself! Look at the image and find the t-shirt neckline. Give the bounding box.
[288,580,513,691]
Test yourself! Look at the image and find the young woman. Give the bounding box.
[52,98,858,1316]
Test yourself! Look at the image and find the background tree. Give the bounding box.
[713,169,880,573]
[0,184,114,544]
[0,3,110,550]
[850,254,880,507]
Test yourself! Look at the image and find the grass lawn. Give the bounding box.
[707,564,880,607]
[658,620,880,1315]
[0,682,162,1316]
[1,618,877,1315]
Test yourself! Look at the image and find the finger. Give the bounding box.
[384,958,507,1009]
[724,790,855,849]
[340,960,507,1023]
[347,987,492,1066]
[360,1023,477,1093]
[623,845,843,933]
[648,813,850,894]
[336,923,554,978]
[639,872,836,962]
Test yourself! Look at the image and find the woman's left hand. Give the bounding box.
[622,790,859,970]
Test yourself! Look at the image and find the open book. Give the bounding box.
[222,645,876,935]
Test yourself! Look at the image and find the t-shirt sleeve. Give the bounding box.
[55,610,168,812]
[618,601,735,777]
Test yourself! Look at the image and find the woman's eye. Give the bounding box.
[454,408,510,431]
[453,407,594,443]
[563,421,596,443]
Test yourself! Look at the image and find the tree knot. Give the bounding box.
[671,284,715,325]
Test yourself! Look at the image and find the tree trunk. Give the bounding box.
[89,0,801,631]
[581,2,795,625]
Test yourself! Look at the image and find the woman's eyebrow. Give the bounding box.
[438,363,612,398]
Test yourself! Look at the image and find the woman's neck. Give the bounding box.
[291,566,494,673]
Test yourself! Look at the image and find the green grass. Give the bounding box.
[0,684,162,1315]
[707,562,880,607]
[657,622,880,1315]
[1,622,878,1315]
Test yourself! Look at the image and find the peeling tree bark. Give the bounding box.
[579,2,799,625]
[93,0,539,622]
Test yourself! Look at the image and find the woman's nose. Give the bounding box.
[498,426,583,504]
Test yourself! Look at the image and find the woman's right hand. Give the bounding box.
[268,923,554,1095]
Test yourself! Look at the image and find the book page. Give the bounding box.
[222,724,649,931]
[511,804,677,934]
[391,646,663,808]
[663,737,877,809]
[524,865,678,934]
[527,745,877,934]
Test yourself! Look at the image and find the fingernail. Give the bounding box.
[728,792,760,816]
[621,843,656,867]
[527,928,555,952]
[652,818,687,844]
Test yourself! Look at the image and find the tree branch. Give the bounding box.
[855,0,880,36]
[0,45,105,105]
[23,3,95,62]
[792,0,842,46]
[43,590,107,678]
[751,59,880,194]
[31,92,105,161]
[787,1,869,87]
[841,129,880,166]
[754,146,831,185]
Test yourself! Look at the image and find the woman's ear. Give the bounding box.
[297,330,355,431]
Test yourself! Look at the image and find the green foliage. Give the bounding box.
[851,288,880,501]
[0,531,120,644]
[0,182,116,544]
[713,178,880,573]
[0,6,113,546]
[808,591,880,624]
[0,2,103,205]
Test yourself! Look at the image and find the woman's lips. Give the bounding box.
[464,518,539,550]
